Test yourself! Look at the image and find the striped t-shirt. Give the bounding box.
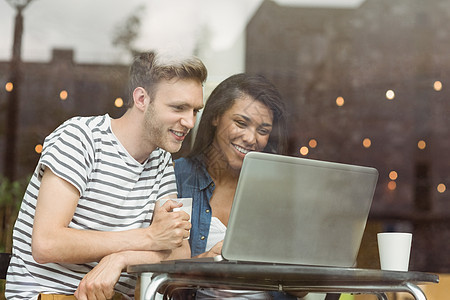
[6,114,177,299]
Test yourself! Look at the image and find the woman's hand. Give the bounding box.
[195,240,223,258]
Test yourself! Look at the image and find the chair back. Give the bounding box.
[0,253,11,280]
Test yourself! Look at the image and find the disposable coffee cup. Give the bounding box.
[159,197,192,217]
[377,232,412,271]
[159,197,193,239]
[170,198,192,218]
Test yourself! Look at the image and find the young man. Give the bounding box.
[5,51,207,299]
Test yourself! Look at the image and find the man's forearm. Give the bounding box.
[32,226,155,264]
[162,240,191,261]
[32,225,191,266]
[82,240,190,275]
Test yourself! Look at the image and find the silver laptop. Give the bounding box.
[177,152,378,267]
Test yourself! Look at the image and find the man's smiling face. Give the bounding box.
[143,78,204,153]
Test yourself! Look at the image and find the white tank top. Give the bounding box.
[205,216,227,250]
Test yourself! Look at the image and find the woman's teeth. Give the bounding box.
[234,145,249,154]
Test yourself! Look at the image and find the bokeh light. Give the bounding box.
[417,140,426,150]
[389,171,398,180]
[5,82,13,92]
[387,181,397,191]
[336,96,344,107]
[35,144,43,154]
[437,183,446,193]
[362,138,372,148]
[60,90,68,100]
[299,146,309,156]
[115,97,124,108]
[433,81,442,91]
[386,89,395,100]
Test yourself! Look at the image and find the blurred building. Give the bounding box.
[246,0,450,272]
[0,49,128,180]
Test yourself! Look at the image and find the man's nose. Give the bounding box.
[180,112,196,129]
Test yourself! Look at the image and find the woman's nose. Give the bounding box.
[242,128,257,145]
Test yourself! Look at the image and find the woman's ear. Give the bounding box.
[132,87,148,112]
[212,115,219,127]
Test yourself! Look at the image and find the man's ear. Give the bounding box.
[132,87,148,112]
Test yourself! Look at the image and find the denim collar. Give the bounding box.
[192,154,214,191]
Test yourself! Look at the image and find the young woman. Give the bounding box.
[174,73,305,299]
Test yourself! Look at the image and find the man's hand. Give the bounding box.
[75,249,176,300]
[75,253,124,300]
[146,200,191,251]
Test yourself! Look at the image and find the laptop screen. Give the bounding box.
[222,152,378,267]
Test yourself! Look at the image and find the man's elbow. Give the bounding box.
[31,235,55,264]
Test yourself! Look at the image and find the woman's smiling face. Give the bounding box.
[211,95,273,171]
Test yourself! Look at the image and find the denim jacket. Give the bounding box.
[174,156,297,300]
[174,155,215,256]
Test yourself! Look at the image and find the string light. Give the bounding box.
[308,139,317,148]
[363,138,372,148]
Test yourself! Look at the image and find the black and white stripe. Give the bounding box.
[6,114,177,299]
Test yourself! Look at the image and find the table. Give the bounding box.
[127,261,439,300]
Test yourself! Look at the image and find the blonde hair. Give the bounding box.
[126,51,207,107]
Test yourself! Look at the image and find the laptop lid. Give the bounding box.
[221,152,378,267]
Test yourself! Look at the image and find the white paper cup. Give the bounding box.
[159,198,192,239]
[170,198,192,219]
[377,232,412,271]
[159,197,192,218]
